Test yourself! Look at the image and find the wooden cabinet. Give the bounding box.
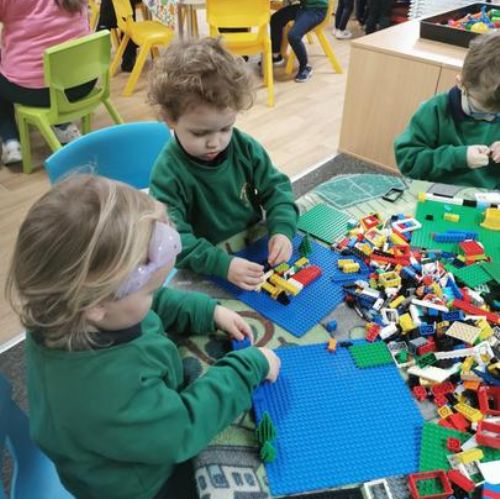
[339,20,467,171]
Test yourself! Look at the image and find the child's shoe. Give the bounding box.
[335,29,352,39]
[53,123,81,144]
[1,139,22,165]
[295,65,313,83]
[272,54,286,67]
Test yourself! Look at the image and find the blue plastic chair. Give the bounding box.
[0,373,73,499]
[44,121,170,189]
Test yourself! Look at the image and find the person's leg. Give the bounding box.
[365,0,381,34]
[288,7,326,70]
[337,0,354,31]
[378,0,392,30]
[334,0,346,30]
[271,5,300,56]
[356,0,368,24]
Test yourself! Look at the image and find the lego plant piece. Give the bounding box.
[299,233,312,258]
[260,440,277,463]
[255,411,277,445]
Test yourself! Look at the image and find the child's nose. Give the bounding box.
[206,135,219,149]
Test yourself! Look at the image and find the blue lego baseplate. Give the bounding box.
[252,341,424,496]
[213,235,369,337]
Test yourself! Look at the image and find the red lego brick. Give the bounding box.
[476,420,500,449]
[478,386,500,417]
[446,437,462,453]
[292,265,322,286]
[418,338,437,356]
[447,470,475,493]
[452,300,500,325]
[433,394,448,407]
[431,382,455,397]
[459,240,485,257]
[438,418,455,430]
[408,471,453,499]
[448,412,470,432]
[412,386,427,401]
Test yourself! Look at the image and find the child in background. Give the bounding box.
[270,0,329,82]
[149,38,298,291]
[6,175,280,499]
[334,0,354,39]
[394,31,500,189]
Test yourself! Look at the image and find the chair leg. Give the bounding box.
[316,30,343,74]
[306,32,314,44]
[280,23,290,58]
[285,50,295,75]
[151,47,160,59]
[82,114,92,135]
[123,42,150,96]
[16,115,33,174]
[110,35,129,76]
[264,48,274,107]
[37,120,62,153]
[103,99,125,124]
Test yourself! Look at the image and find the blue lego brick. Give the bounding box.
[214,235,363,337]
[252,342,424,496]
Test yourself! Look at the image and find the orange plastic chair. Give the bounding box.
[206,0,274,107]
[284,0,342,75]
[110,0,174,96]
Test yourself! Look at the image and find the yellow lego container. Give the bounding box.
[379,271,402,288]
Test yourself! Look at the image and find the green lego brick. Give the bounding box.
[348,342,393,368]
[444,262,493,288]
[411,200,500,265]
[298,204,351,244]
[482,260,500,284]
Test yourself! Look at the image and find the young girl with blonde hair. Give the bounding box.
[7,174,280,499]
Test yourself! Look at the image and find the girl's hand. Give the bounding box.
[257,347,281,382]
[466,145,490,168]
[214,305,253,342]
[268,234,292,267]
[227,257,264,290]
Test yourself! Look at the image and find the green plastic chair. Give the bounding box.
[14,30,123,174]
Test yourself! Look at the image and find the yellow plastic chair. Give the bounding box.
[206,0,274,107]
[14,30,123,174]
[88,0,100,31]
[284,0,342,75]
[111,0,174,96]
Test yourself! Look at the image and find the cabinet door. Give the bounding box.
[339,47,441,171]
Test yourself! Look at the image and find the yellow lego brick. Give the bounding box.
[359,243,373,256]
[342,262,360,273]
[379,271,401,288]
[454,403,484,423]
[390,232,408,246]
[399,313,414,333]
[443,213,460,222]
[477,319,493,341]
[437,405,453,419]
[261,281,279,298]
[294,257,309,269]
[455,448,484,465]
[436,321,450,335]
[461,356,475,373]
[390,296,405,309]
[327,338,337,352]
[430,282,443,298]
[269,274,300,296]
[337,259,353,269]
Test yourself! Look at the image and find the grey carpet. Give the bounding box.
[0,153,392,413]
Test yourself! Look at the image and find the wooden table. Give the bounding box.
[338,20,467,172]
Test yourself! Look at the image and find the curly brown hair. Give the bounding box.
[461,30,500,111]
[148,37,255,121]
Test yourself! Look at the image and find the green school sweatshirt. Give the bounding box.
[150,128,298,279]
[26,288,268,499]
[301,0,328,8]
[394,90,500,189]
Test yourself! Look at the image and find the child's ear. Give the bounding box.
[83,304,107,324]
[160,110,176,129]
[456,74,463,88]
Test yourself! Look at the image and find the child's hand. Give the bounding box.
[257,347,281,382]
[214,305,253,342]
[227,257,264,290]
[490,141,500,163]
[467,145,490,168]
[268,234,293,267]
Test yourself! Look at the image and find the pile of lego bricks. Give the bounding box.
[331,206,500,499]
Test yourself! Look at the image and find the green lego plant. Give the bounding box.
[299,233,312,258]
[260,441,277,463]
[255,411,276,444]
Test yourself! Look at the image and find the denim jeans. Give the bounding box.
[271,5,327,71]
[335,0,354,31]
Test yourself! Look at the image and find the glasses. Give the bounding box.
[461,91,500,123]
[115,221,182,299]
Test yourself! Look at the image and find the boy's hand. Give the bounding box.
[257,347,281,382]
[268,234,293,267]
[214,305,253,342]
[490,141,500,163]
[467,145,490,168]
[228,257,264,290]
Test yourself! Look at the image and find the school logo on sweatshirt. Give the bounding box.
[240,182,251,207]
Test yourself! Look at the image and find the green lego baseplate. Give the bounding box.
[482,260,500,284]
[419,422,500,494]
[348,342,393,368]
[411,200,500,265]
[297,203,351,244]
[444,262,494,288]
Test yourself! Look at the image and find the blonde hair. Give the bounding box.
[6,175,165,351]
[148,37,255,121]
[461,30,500,111]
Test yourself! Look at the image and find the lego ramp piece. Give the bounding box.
[298,204,351,244]
[252,342,423,496]
[481,208,500,231]
[349,342,393,368]
[214,235,363,337]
